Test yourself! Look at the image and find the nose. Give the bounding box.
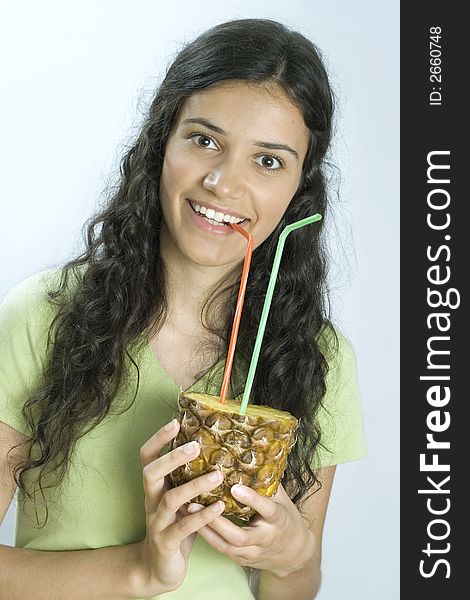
[202,156,244,200]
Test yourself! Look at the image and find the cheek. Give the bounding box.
[261,186,295,224]
[160,153,190,221]
[268,174,302,220]
[253,193,293,247]
[161,152,183,194]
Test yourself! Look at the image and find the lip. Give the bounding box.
[186,198,249,222]
[185,198,245,236]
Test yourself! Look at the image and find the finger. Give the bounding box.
[196,523,261,565]
[154,469,224,531]
[140,418,180,467]
[187,503,256,548]
[142,439,200,513]
[186,503,204,514]
[230,485,281,523]
[162,501,226,552]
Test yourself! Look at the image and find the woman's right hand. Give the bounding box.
[135,418,225,597]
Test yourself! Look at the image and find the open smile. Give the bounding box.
[188,199,247,226]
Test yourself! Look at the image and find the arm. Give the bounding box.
[188,465,336,600]
[256,556,320,600]
[0,419,227,600]
[0,543,145,600]
[256,466,335,600]
[0,420,144,600]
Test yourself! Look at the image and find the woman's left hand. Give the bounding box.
[183,483,316,578]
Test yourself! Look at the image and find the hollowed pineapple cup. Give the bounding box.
[169,391,298,520]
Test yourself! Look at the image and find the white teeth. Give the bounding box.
[190,200,245,224]
[205,217,225,226]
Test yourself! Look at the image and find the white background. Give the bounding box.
[0,1,399,598]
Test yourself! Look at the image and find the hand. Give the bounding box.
[183,483,316,579]
[135,419,226,596]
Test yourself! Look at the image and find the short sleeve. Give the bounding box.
[312,327,367,469]
[0,270,58,436]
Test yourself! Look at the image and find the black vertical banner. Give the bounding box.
[401,3,466,597]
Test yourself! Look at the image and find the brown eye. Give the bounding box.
[256,155,283,170]
[190,133,218,150]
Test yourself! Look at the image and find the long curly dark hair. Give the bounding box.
[13,18,338,523]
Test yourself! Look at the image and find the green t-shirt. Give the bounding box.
[0,270,366,599]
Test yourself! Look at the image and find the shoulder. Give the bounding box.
[0,269,63,328]
[317,323,358,384]
[0,270,64,436]
[312,323,367,467]
[2,268,61,300]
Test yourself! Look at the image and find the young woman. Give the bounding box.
[0,18,366,600]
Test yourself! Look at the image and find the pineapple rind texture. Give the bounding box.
[169,392,298,519]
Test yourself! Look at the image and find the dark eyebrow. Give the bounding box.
[182,118,226,135]
[253,141,299,160]
[182,117,299,160]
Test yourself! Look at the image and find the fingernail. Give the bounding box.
[207,470,222,482]
[231,484,246,497]
[211,501,224,512]
[182,441,198,454]
[164,419,177,431]
[187,503,203,513]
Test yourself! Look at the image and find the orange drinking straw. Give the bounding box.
[218,222,254,404]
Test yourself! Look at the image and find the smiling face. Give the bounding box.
[159,80,310,270]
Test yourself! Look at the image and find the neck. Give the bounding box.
[160,228,239,333]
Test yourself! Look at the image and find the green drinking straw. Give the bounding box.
[239,213,323,415]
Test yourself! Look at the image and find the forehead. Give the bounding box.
[176,81,310,156]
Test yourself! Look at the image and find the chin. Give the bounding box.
[192,254,234,269]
